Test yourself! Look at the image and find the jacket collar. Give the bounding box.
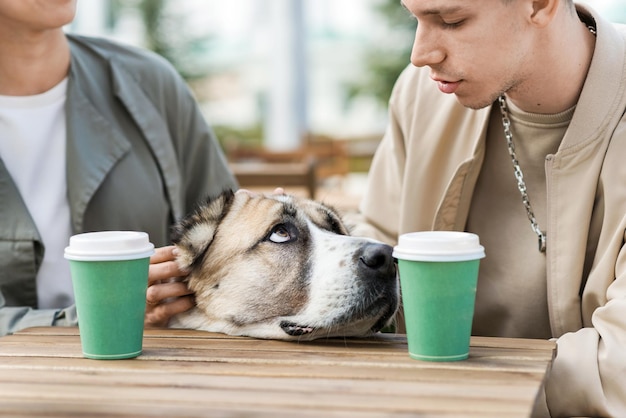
[564,5,626,151]
[65,56,131,233]
[109,62,183,221]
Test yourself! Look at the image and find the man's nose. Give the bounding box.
[410,26,445,67]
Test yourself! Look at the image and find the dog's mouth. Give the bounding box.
[279,294,398,338]
[280,321,317,336]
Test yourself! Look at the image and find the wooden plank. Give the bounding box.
[0,331,554,377]
[471,335,556,352]
[0,339,552,377]
[0,400,396,418]
[0,355,547,384]
[5,328,554,357]
[12,326,557,353]
[0,354,548,383]
[0,367,540,399]
[0,377,536,417]
[0,338,551,391]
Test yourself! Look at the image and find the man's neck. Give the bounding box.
[506,7,596,114]
[0,29,71,96]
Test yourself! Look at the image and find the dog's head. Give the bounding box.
[170,189,399,341]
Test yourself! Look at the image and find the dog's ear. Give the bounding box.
[171,189,236,270]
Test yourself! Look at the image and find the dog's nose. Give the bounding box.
[358,243,396,279]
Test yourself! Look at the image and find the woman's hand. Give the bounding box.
[145,245,195,328]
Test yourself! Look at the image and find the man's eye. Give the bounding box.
[442,19,464,29]
[269,225,292,243]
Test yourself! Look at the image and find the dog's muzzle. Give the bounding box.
[280,242,399,337]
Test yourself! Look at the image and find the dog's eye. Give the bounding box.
[269,224,292,243]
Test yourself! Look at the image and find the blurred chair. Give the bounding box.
[229,159,317,199]
[227,134,351,199]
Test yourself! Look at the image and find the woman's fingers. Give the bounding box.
[145,245,194,327]
[145,294,195,328]
[146,280,193,305]
[145,281,195,328]
[149,245,188,285]
[150,245,177,264]
[148,260,183,285]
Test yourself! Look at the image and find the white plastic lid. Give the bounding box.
[64,231,155,261]
[393,231,485,262]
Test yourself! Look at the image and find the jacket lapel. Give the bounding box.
[65,70,131,233]
[432,105,490,231]
[109,64,184,222]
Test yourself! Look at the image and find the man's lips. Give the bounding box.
[432,77,461,94]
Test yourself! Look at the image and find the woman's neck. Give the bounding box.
[0,29,70,96]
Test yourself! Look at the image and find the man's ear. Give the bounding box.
[529,0,559,28]
[171,189,236,270]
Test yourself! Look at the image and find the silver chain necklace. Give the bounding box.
[497,95,546,252]
[496,23,596,253]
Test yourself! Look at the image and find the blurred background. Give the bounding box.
[68,0,626,209]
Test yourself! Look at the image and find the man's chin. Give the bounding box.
[452,88,503,110]
[455,94,498,110]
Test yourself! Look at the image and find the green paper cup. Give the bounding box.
[393,231,485,362]
[64,231,154,360]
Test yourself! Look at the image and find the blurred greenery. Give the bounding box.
[212,124,265,153]
[108,0,416,150]
[346,0,416,108]
[111,0,214,80]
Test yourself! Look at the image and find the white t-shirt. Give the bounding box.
[0,78,74,309]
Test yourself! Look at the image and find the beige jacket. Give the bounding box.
[349,6,626,417]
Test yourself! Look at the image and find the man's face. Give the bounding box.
[402,0,533,109]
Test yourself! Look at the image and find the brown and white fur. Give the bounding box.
[169,189,399,341]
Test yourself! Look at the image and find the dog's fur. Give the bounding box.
[169,189,399,341]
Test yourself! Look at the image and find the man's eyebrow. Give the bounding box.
[400,2,465,17]
[422,6,464,15]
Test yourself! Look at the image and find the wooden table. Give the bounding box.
[0,327,555,417]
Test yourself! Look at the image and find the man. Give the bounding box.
[348,0,626,416]
[0,1,237,335]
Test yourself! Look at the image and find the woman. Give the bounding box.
[0,0,238,335]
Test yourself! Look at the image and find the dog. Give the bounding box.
[169,189,399,341]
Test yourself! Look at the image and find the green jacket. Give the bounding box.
[0,34,238,335]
